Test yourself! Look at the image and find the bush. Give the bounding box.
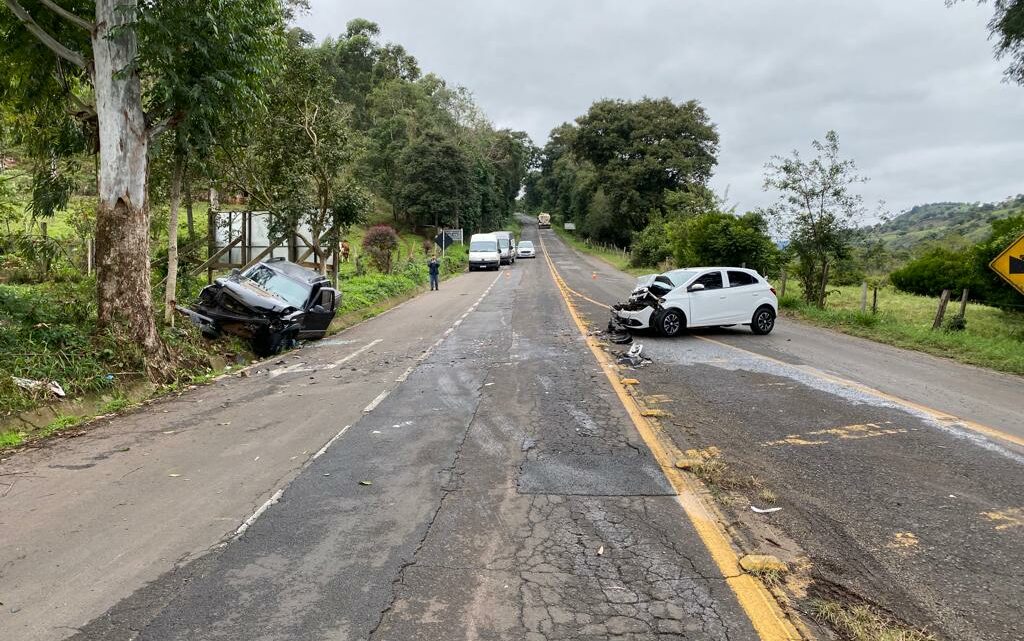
[630,221,672,268]
[890,247,976,297]
[362,225,400,273]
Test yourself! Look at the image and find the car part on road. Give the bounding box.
[178,258,339,357]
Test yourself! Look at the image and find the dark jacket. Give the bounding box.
[428,260,440,276]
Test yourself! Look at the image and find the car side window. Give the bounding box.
[727,271,757,287]
[694,271,723,290]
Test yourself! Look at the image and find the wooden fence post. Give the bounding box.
[817,263,830,307]
[860,281,868,313]
[958,288,969,318]
[871,286,878,314]
[932,289,951,330]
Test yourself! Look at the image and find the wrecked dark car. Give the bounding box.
[178,258,340,357]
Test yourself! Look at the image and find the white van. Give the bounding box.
[494,231,516,265]
[468,233,501,271]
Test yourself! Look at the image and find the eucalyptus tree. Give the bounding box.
[1,0,285,377]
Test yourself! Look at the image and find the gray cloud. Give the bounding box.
[299,0,1023,217]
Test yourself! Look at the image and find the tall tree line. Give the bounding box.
[0,6,531,379]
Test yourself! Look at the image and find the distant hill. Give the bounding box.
[867,196,1024,251]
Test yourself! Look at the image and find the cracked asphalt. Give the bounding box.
[538,220,1024,641]
[5,218,1020,641]
[3,221,771,640]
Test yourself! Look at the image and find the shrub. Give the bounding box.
[361,225,400,273]
[630,221,672,268]
[890,247,977,297]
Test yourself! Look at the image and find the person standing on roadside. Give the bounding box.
[428,255,440,291]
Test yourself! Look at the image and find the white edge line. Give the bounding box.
[363,390,390,413]
[229,274,503,541]
[234,488,284,538]
[325,338,383,369]
[313,424,352,460]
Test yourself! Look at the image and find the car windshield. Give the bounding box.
[664,269,700,288]
[244,265,311,308]
[519,241,533,249]
[470,240,497,252]
[497,238,510,250]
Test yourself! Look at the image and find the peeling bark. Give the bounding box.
[164,151,184,326]
[92,0,173,379]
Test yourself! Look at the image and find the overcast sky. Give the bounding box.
[298,1,1023,217]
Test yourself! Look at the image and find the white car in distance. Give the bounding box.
[516,240,536,258]
[612,267,778,336]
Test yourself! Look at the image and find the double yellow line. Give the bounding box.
[539,234,804,641]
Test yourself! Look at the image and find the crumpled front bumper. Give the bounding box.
[611,303,655,328]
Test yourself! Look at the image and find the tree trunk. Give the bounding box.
[92,0,173,379]
[183,167,195,238]
[164,151,184,326]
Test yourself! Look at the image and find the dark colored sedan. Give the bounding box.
[179,258,340,356]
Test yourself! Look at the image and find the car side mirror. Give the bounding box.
[688,283,706,292]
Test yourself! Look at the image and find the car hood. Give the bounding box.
[216,277,294,314]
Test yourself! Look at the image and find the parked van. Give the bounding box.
[494,231,516,265]
[468,233,501,271]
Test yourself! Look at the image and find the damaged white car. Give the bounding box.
[611,267,778,337]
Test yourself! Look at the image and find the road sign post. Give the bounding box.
[989,231,1024,297]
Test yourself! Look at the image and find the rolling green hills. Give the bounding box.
[868,195,1024,251]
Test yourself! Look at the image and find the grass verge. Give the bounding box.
[810,600,935,641]
[780,284,1024,375]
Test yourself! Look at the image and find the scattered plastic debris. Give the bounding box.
[359,480,373,486]
[616,343,651,368]
[751,506,782,514]
[597,545,604,556]
[12,377,65,398]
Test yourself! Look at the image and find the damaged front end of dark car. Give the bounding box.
[177,258,340,357]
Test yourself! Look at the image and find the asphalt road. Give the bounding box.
[2,219,1020,641]
[537,220,1024,641]
[2,240,779,640]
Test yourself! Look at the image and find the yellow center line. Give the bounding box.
[538,234,804,641]
[547,239,1024,450]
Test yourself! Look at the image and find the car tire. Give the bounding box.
[656,308,685,337]
[469,265,475,272]
[252,328,291,357]
[751,306,776,335]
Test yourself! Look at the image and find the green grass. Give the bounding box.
[810,600,935,641]
[0,429,25,448]
[780,284,1024,375]
[553,227,650,276]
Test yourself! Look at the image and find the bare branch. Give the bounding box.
[4,0,85,68]
[147,111,186,141]
[38,0,92,31]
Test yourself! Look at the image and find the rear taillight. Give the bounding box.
[770,287,777,296]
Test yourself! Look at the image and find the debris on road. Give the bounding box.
[597,545,604,556]
[359,480,372,486]
[616,343,652,368]
[751,506,783,514]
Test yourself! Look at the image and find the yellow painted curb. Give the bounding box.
[538,235,804,641]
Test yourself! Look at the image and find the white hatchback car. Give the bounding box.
[516,240,536,258]
[612,267,778,336]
